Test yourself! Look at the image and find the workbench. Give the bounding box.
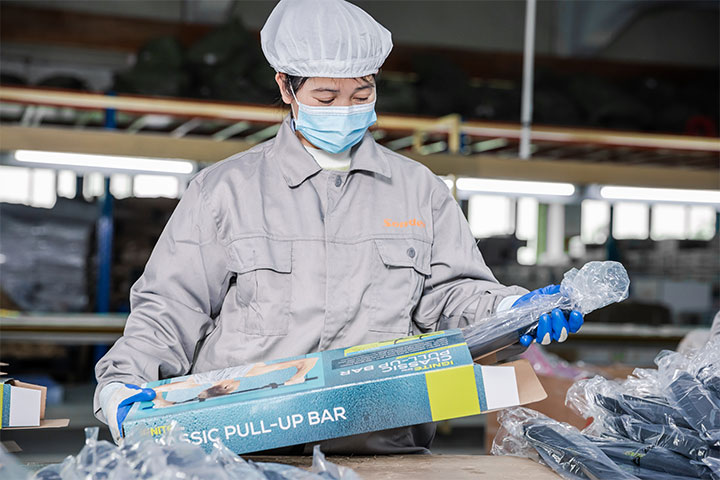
[248,455,560,479]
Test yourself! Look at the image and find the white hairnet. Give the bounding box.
[260,0,393,78]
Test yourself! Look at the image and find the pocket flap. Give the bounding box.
[228,237,292,274]
[374,238,431,276]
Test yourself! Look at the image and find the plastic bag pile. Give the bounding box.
[492,337,720,480]
[26,424,359,479]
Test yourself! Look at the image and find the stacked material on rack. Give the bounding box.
[492,337,720,479]
[111,198,177,311]
[0,201,96,312]
[31,424,359,480]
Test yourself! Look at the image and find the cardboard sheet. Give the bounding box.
[3,418,70,430]
[481,366,520,411]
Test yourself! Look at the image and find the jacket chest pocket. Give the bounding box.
[228,237,292,336]
[369,238,431,334]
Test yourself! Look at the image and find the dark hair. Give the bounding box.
[198,384,233,399]
[279,73,378,116]
[283,75,310,99]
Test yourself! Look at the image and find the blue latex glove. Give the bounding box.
[512,284,584,347]
[99,383,156,443]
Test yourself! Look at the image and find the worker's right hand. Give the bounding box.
[99,382,156,443]
[512,285,584,347]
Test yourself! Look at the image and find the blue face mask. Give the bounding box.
[291,87,377,154]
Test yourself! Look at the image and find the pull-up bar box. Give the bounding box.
[123,329,546,454]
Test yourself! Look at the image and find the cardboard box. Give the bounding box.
[124,329,547,453]
[0,363,70,430]
[484,364,636,452]
[1,378,42,428]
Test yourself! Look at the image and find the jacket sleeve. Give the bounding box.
[412,182,527,333]
[93,177,231,421]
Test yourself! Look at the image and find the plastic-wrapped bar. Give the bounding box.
[600,414,716,461]
[462,261,630,360]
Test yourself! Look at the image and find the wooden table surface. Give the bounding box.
[249,455,561,479]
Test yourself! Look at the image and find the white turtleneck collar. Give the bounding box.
[302,144,352,172]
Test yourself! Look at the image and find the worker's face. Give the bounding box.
[275,74,376,117]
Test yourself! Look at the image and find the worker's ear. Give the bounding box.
[275,73,293,105]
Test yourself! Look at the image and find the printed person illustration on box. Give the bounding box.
[150,357,318,408]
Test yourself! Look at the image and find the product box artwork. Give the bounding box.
[123,329,546,453]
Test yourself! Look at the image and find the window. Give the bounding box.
[581,200,610,244]
[133,175,180,198]
[515,197,538,241]
[688,206,716,240]
[0,165,31,204]
[468,195,515,238]
[650,204,686,240]
[613,202,649,239]
[57,170,77,199]
[83,172,105,200]
[30,169,56,208]
[110,174,133,199]
[516,197,538,265]
[0,166,57,209]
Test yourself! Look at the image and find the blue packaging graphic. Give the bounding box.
[123,329,546,453]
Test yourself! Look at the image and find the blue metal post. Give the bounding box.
[93,92,117,365]
[95,177,113,314]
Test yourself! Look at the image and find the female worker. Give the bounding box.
[96,0,583,454]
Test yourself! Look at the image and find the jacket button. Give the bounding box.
[335,176,342,187]
[407,247,416,258]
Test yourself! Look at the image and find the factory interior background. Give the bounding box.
[0,0,718,470]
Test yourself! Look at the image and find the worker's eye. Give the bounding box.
[317,99,334,105]
[354,97,369,102]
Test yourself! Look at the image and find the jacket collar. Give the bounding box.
[271,115,392,188]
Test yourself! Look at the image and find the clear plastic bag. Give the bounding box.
[598,414,717,461]
[702,456,720,478]
[513,329,720,479]
[692,338,720,402]
[462,261,629,360]
[33,424,360,480]
[311,445,361,480]
[520,343,589,380]
[565,375,623,421]
[493,407,718,480]
[663,370,720,444]
[566,374,693,431]
[0,444,31,480]
[35,428,132,479]
[587,437,715,480]
[492,407,638,480]
[655,339,720,444]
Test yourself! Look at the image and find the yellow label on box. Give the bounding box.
[425,365,481,421]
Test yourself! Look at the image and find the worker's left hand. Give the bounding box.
[512,285,584,347]
[99,382,156,443]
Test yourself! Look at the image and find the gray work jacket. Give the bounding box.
[94,116,526,453]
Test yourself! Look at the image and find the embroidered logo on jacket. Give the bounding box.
[384,218,426,228]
